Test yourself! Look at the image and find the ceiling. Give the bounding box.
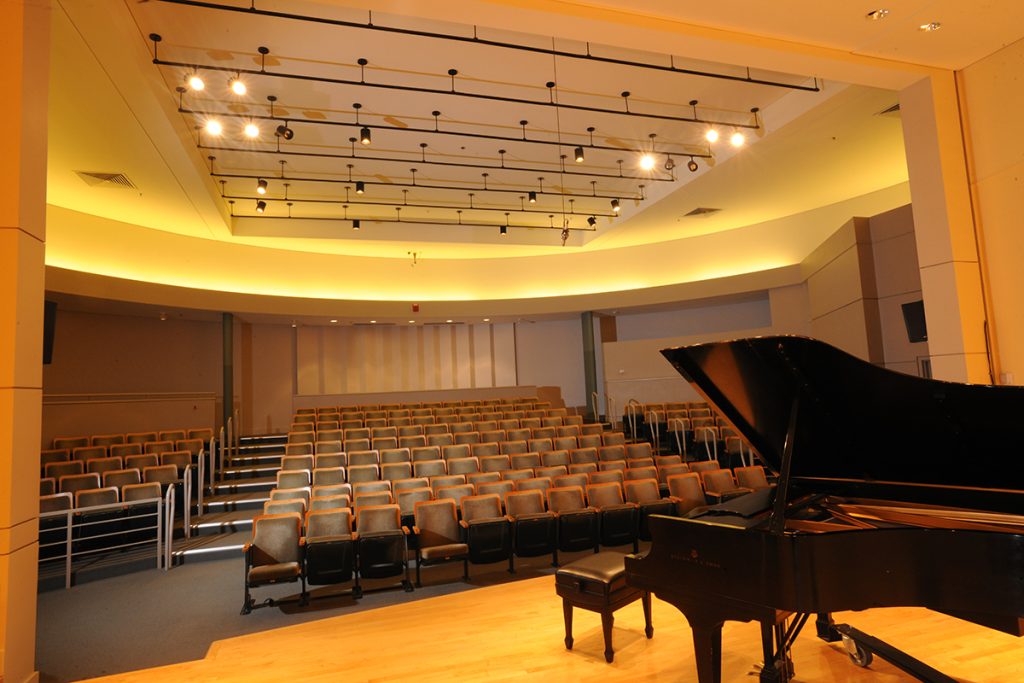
[41,0,1024,318]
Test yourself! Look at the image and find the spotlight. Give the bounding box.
[664,156,676,171]
[499,224,508,236]
[730,131,746,147]
[687,158,699,173]
[352,219,361,230]
[587,216,597,227]
[574,146,585,163]
[275,124,294,140]
[639,154,656,171]
[255,200,266,213]
[560,227,570,245]
[705,128,719,143]
[611,199,620,213]
[528,191,537,203]
[229,76,246,95]
[355,181,365,194]
[205,119,222,136]
[360,126,372,145]
[188,73,205,91]
[244,123,259,138]
[256,178,268,195]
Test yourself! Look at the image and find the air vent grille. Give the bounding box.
[877,103,901,117]
[683,207,722,217]
[76,171,137,190]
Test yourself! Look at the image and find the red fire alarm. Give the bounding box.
[412,303,419,313]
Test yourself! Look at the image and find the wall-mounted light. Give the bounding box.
[610,198,620,213]
[255,200,267,213]
[256,178,268,195]
[355,181,365,194]
[360,126,372,145]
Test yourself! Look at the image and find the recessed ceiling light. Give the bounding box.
[329,319,338,323]
[483,318,490,322]
[919,21,941,32]
[369,320,376,323]
[446,319,453,323]
[866,9,889,20]
[408,320,416,324]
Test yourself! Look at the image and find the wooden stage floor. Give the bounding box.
[82,574,1024,682]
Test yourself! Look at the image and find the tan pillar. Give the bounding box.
[900,74,990,383]
[1,0,50,681]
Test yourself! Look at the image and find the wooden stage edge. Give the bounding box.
[81,575,1024,682]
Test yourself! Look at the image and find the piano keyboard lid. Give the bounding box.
[661,336,1024,511]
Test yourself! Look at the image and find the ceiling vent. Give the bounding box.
[682,207,722,218]
[877,103,901,118]
[76,171,137,190]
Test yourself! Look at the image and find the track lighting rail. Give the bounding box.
[234,213,598,233]
[221,193,619,217]
[198,143,686,183]
[155,0,819,93]
[159,57,763,128]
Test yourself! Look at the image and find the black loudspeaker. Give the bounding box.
[43,300,57,364]
[901,300,927,343]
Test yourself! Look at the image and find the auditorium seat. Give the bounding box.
[475,479,514,499]
[479,455,511,473]
[504,490,557,566]
[372,437,399,451]
[472,442,500,458]
[598,460,626,473]
[286,443,314,456]
[598,445,626,463]
[398,435,426,449]
[412,445,442,463]
[734,465,773,490]
[569,448,599,465]
[540,450,570,468]
[427,433,455,447]
[588,470,624,487]
[45,461,83,481]
[175,439,204,457]
[100,468,141,492]
[396,487,433,528]
[577,434,602,449]
[429,475,466,493]
[528,438,553,453]
[242,513,306,614]
[454,431,481,445]
[142,465,180,493]
[277,470,311,489]
[510,452,541,471]
[701,468,753,503]
[624,478,677,540]
[86,456,123,476]
[399,425,424,437]
[447,457,480,476]
[423,424,449,436]
[535,465,568,479]
[381,462,414,483]
[54,436,89,450]
[353,491,394,515]
[441,444,471,461]
[315,441,344,455]
[499,440,529,456]
[310,494,350,511]
[91,434,124,448]
[380,448,411,466]
[317,429,344,444]
[567,463,598,476]
[625,466,658,482]
[434,483,474,508]
[59,472,101,495]
[601,432,626,446]
[506,428,532,442]
[160,451,193,475]
[72,445,107,462]
[411,499,469,587]
[40,478,56,496]
[500,469,533,482]
[547,485,600,554]
[552,436,577,451]
[304,508,356,591]
[688,459,721,474]
[344,438,372,453]
[413,460,447,479]
[393,477,429,494]
[264,499,307,517]
[312,467,347,487]
[144,440,175,456]
[159,430,186,442]
[579,424,603,436]
[353,504,412,592]
[459,494,513,572]
[348,450,380,468]
[467,471,501,488]
[514,477,552,493]
[40,448,70,470]
[667,473,706,515]
[625,443,654,460]
[553,473,589,489]
[587,481,639,552]
[654,455,683,469]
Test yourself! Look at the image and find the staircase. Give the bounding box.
[171,434,286,564]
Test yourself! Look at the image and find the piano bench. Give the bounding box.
[555,551,652,663]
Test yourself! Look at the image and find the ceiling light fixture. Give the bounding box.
[918,21,941,32]
[730,130,746,147]
[352,219,361,230]
[528,191,537,203]
[255,199,266,213]
[483,318,491,322]
[664,155,676,171]
[687,157,699,172]
[360,126,372,145]
[243,122,259,138]
[408,320,416,324]
[256,178,268,195]
[499,224,508,236]
[205,119,222,136]
[705,128,719,143]
[611,199,620,213]
[370,320,376,323]
[229,74,246,95]
[639,154,656,171]
[866,9,890,20]
[355,181,365,194]
[275,123,294,140]
[574,146,585,163]
[187,73,205,91]
[587,216,597,227]
[330,319,338,323]
[561,227,570,246]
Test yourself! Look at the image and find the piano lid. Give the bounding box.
[661,336,1024,508]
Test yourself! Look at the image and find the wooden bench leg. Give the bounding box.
[563,599,574,650]
[602,609,615,663]
[643,590,654,638]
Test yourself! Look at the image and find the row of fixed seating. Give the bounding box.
[244,465,773,610]
[290,412,585,432]
[42,451,198,483]
[40,440,206,476]
[50,428,213,451]
[294,397,550,416]
[285,428,618,456]
[40,463,185,497]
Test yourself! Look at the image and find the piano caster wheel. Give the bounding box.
[842,634,873,668]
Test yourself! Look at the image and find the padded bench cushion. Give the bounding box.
[555,551,628,595]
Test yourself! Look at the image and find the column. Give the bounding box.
[581,312,597,420]
[900,73,991,383]
[1,1,50,681]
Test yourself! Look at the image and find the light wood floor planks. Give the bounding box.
[81,575,1024,682]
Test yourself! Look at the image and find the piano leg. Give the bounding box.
[815,612,841,642]
[642,591,654,639]
[563,600,574,650]
[688,617,724,683]
[760,622,782,682]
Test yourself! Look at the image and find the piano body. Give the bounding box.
[624,336,1024,683]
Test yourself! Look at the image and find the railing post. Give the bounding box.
[157,491,164,570]
[184,465,192,540]
[64,509,73,590]
[218,426,226,485]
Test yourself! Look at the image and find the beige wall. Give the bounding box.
[515,319,586,408]
[961,40,1024,386]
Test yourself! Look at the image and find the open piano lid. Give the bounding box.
[661,336,1024,512]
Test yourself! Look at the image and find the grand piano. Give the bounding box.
[624,336,1024,683]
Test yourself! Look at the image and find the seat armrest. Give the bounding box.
[411,526,421,536]
[402,525,411,535]
[458,520,469,530]
[242,542,252,553]
[350,531,360,542]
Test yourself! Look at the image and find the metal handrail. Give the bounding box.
[183,464,193,540]
[590,391,600,421]
[645,409,661,453]
[208,436,216,489]
[226,416,234,464]
[624,399,641,439]
[700,426,719,460]
[218,426,226,485]
[38,496,165,589]
[196,449,205,517]
[605,395,616,429]
[164,484,175,571]
[669,417,688,458]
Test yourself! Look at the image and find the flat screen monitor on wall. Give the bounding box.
[43,300,57,365]
[901,300,928,343]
